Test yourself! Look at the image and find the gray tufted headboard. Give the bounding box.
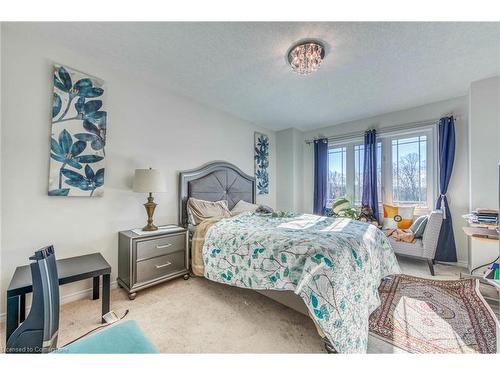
[178,161,256,227]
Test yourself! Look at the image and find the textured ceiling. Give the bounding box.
[5,22,500,131]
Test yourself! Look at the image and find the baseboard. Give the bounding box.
[438,260,468,269]
[0,281,118,323]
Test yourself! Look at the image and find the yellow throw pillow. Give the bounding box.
[383,204,415,229]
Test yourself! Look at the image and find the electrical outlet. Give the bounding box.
[102,311,119,324]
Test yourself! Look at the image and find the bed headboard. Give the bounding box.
[178,161,256,227]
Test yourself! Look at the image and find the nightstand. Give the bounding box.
[117,225,189,300]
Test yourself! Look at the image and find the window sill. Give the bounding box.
[413,207,432,217]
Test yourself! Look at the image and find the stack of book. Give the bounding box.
[463,208,498,228]
[474,208,498,225]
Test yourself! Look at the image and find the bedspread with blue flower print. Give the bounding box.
[202,212,400,353]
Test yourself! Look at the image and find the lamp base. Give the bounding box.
[142,193,158,231]
[142,223,158,231]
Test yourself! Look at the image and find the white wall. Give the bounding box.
[0,26,276,315]
[292,129,304,212]
[275,129,293,211]
[275,128,304,212]
[469,75,500,211]
[0,23,3,295]
[298,97,470,264]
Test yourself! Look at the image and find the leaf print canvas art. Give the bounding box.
[254,132,269,195]
[48,64,107,197]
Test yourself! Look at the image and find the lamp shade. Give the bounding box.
[133,169,167,193]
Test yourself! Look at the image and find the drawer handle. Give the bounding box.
[155,262,172,269]
[156,243,172,249]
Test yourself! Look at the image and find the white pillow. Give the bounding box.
[231,200,259,216]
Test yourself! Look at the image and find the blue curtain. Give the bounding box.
[313,139,328,215]
[435,116,457,262]
[362,130,379,220]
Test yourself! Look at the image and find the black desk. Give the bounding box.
[6,252,111,344]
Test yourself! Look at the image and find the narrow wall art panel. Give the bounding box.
[48,64,107,197]
[254,132,269,195]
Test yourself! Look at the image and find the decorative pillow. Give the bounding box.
[230,200,259,216]
[332,197,351,214]
[383,204,415,229]
[187,198,231,225]
[409,215,429,238]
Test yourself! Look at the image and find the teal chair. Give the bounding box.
[56,320,158,354]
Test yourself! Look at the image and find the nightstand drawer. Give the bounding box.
[136,251,185,284]
[136,233,185,261]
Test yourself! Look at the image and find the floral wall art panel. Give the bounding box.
[254,132,269,195]
[49,64,107,197]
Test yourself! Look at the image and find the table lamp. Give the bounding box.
[133,168,167,231]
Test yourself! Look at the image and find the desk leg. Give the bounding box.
[6,296,20,346]
[101,274,110,323]
[19,294,26,322]
[92,276,100,300]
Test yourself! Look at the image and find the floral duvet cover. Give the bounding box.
[202,212,400,353]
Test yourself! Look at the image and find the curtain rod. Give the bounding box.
[304,115,459,145]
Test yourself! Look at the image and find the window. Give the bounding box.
[392,135,427,206]
[326,128,435,212]
[327,146,346,202]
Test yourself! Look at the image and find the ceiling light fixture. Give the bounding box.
[287,40,325,75]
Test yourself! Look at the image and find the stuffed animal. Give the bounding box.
[358,205,380,227]
[256,205,274,214]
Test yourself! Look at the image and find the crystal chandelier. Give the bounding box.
[288,41,325,75]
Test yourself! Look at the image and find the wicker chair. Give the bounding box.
[388,210,443,276]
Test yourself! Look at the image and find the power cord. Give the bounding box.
[61,309,129,348]
[470,256,500,275]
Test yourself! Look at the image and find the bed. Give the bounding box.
[179,161,400,353]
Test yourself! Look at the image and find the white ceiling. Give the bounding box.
[6,22,500,131]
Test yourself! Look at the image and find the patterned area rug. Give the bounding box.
[369,274,497,353]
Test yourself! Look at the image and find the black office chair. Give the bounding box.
[6,246,60,353]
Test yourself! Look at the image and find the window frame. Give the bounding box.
[327,138,360,207]
[326,125,438,215]
[326,145,348,205]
